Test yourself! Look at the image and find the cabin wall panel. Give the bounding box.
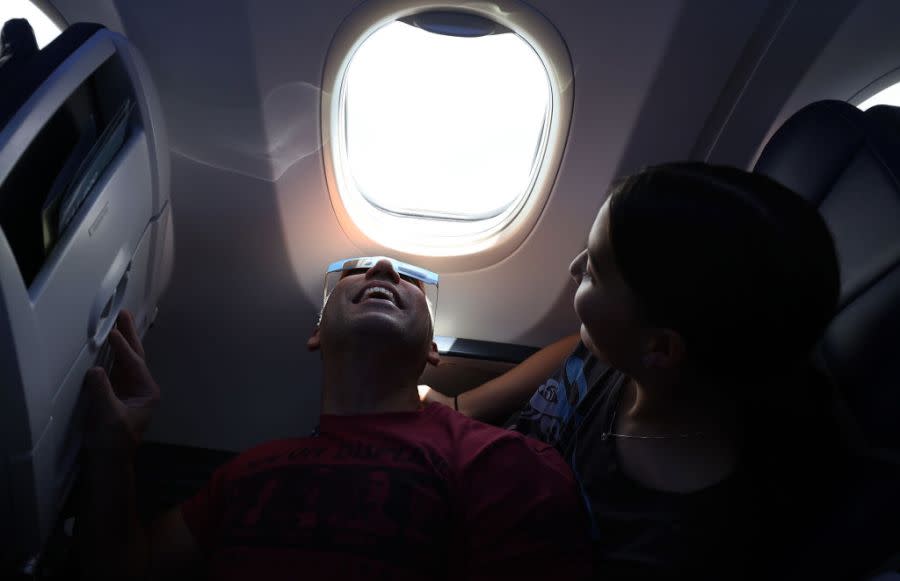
[41,0,818,449]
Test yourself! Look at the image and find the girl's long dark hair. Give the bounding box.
[607,162,843,513]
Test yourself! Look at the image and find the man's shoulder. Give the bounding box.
[433,408,579,515]
[237,436,309,458]
[429,403,567,469]
[213,437,311,477]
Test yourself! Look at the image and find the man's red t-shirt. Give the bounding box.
[181,403,590,580]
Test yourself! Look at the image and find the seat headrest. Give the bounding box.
[0,18,39,67]
[863,102,900,130]
[755,99,900,454]
[756,100,900,203]
[0,21,103,130]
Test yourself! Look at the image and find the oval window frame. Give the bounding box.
[321,0,573,269]
[852,65,900,110]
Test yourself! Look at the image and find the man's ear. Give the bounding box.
[426,341,440,366]
[641,329,685,370]
[307,326,321,352]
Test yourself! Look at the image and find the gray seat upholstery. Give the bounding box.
[754,99,900,579]
[0,19,173,568]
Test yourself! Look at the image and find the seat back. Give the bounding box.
[0,19,173,569]
[754,99,900,578]
[756,100,900,456]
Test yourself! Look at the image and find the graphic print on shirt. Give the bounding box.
[512,343,593,448]
[215,443,452,572]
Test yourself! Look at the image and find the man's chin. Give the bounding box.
[345,314,419,343]
[322,309,429,352]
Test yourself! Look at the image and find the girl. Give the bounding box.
[427,162,843,578]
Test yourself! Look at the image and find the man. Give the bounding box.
[78,257,590,580]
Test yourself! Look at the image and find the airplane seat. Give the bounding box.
[0,18,173,571]
[753,99,900,579]
[0,17,39,70]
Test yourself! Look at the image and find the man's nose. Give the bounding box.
[365,258,401,284]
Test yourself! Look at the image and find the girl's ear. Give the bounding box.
[642,328,685,369]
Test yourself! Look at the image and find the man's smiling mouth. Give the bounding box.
[356,285,397,306]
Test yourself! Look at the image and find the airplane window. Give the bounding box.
[858,82,900,110]
[342,20,549,222]
[325,10,571,257]
[0,1,61,49]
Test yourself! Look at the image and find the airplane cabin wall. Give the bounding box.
[751,0,900,166]
[43,0,875,451]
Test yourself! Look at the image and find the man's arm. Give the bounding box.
[425,333,579,423]
[77,311,203,580]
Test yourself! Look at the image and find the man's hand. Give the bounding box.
[83,310,160,459]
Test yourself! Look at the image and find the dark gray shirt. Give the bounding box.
[507,342,763,579]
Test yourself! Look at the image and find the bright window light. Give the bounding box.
[0,1,62,49]
[341,21,550,221]
[858,82,900,110]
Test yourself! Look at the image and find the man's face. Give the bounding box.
[311,258,435,358]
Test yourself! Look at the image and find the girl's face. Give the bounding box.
[570,200,648,373]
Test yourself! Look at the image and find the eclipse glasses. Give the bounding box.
[322,256,439,321]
